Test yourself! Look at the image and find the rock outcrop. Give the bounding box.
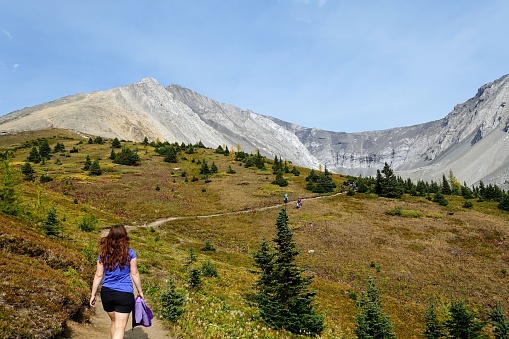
[1,74,509,188]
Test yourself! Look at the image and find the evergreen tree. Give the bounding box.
[433,191,449,206]
[111,137,121,148]
[0,160,18,215]
[53,142,65,153]
[113,147,140,166]
[461,182,474,199]
[41,207,62,236]
[160,280,186,322]
[164,146,178,163]
[87,137,94,144]
[210,162,218,174]
[28,146,42,163]
[142,137,149,145]
[375,163,403,198]
[109,149,116,160]
[200,161,210,175]
[215,145,224,154]
[253,208,325,335]
[291,166,300,176]
[354,277,397,339]
[89,158,102,176]
[498,194,509,212]
[226,165,236,174]
[423,298,444,339]
[488,302,509,339]
[21,161,35,181]
[441,175,452,195]
[271,171,288,187]
[83,155,92,171]
[444,299,484,339]
[38,138,51,159]
[224,145,230,156]
[78,213,98,232]
[93,136,104,144]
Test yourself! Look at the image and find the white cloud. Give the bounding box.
[12,64,19,71]
[1,28,12,40]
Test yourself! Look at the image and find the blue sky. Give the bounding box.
[1,0,508,132]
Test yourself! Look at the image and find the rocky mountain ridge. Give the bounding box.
[1,75,509,188]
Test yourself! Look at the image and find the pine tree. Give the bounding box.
[113,147,140,166]
[53,142,65,153]
[89,158,102,176]
[160,280,186,322]
[210,162,218,174]
[41,207,62,236]
[354,277,397,339]
[423,298,444,339]
[433,190,449,206]
[111,137,121,148]
[488,302,509,339]
[444,299,484,339]
[21,161,35,181]
[253,208,325,335]
[200,161,210,175]
[441,174,452,195]
[498,194,509,212]
[39,138,52,159]
[164,146,178,163]
[83,155,92,171]
[109,149,116,160]
[375,163,403,198]
[28,146,42,163]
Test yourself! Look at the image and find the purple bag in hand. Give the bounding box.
[132,296,153,329]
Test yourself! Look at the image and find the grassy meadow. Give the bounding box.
[1,128,509,338]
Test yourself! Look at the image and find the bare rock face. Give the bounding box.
[273,74,509,187]
[1,74,509,188]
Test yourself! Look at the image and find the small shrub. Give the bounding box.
[400,209,423,218]
[78,214,98,232]
[201,259,218,278]
[201,240,216,252]
[189,268,202,289]
[160,281,186,322]
[385,206,422,218]
[188,247,197,264]
[463,200,474,209]
[40,175,53,183]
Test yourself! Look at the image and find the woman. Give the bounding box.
[90,225,144,339]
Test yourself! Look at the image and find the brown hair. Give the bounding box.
[99,224,131,271]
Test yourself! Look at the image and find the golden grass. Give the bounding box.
[1,129,509,338]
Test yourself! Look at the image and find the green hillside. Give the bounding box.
[1,129,508,338]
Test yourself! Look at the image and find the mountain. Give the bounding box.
[1,75,509,188]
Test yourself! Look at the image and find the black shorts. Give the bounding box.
[100,287,134,313]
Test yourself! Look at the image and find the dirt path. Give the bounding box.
[84,192,342,338]
[60,297,173,339]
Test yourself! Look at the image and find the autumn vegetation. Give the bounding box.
[1,128,509,338]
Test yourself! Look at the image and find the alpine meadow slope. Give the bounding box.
[1,74,509,188]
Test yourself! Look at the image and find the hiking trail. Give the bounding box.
[74,192,341,338]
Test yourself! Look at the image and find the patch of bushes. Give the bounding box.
[385,206,423,218]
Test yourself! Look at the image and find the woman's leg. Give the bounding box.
[110,311,130,339]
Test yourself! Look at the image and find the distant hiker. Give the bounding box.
[90,224,144,339]
[284,193,289,204]
[296,197,302,209]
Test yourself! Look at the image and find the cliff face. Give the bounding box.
[274,74,509,186]
[1,75,509,188]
